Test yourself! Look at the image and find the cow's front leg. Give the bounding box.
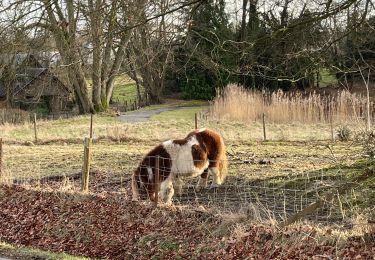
[196,169,209,190]
[209,167,222,188]
[160,176,174,205]
[174,175,184,195]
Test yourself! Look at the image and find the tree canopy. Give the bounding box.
[0,0,374,113]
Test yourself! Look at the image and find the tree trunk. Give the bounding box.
[92,46,103,111]
[89,0,104,111]
[43,0,94,114]
[239,0,248,41]
[68,62,94,114]
[104,32,132,106]
[100,1,117,91]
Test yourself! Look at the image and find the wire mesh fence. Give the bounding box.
[173,172,374,225]
[1,143,373,227]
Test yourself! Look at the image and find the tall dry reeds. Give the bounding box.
[209,84,373,124]
[0,108,31,125]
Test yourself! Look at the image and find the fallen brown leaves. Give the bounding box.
[224,225,375,259]
[0,185,218,259]
[0,185,373,259]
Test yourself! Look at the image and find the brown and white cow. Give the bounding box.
[131,128,227,204]
[131,134,209,204]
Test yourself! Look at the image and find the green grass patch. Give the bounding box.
[86,75,137,103]
[112,83,141,103]
[112,75,139,102]
[158,240,179,251]
[124,99,208,113]
[0,241,90,260]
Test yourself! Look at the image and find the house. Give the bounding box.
[0,54,72,112]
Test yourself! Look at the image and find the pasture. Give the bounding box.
[0,100,374,259]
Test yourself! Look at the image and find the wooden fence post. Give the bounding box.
[195,113,198,130]
[154,155,160,207]
[0,138,3,178]
[262,113,267,141]
[81,137,92,192]
[33,113,38,143]
[90,114,93,139]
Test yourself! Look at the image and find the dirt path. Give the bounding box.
[117,105,206,123]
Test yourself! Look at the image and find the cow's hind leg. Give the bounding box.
[131,172,140,201]
[174,176,184,195]
[160,176,174,205]
[209,167,222,188]
[196,169,209,190]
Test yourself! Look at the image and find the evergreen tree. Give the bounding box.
[173,0,235,99]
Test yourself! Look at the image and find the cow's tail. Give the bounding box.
[218,137,228,184]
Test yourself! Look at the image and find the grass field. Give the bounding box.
[0,99,374,259]
[86,74,140,104]
[1,102,373,206]
[112,81,141,103]
[0,100,369,180]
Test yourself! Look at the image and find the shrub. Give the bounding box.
[336,126,351,141]
[356,131,375,160]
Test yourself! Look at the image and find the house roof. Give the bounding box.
[0,52,70,99]
[14,68,48,95]
[0,68,70,99]
[0,70,46,98]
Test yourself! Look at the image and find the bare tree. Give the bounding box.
[124,0,184,103]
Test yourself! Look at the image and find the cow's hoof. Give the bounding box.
[210,184,219,189]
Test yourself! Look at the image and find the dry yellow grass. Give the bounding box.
[209,84,373,124]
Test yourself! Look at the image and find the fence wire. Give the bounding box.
[2,149,374,227]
